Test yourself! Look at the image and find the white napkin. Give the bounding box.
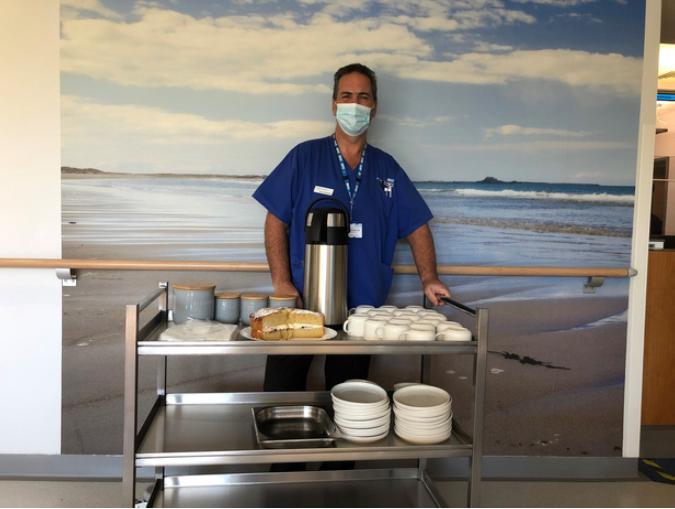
[160,319,239,341]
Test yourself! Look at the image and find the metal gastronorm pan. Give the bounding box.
[252,405,340,449]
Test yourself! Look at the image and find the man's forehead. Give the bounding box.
[337,73,373,94]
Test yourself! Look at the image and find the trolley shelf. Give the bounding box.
[136,392,473,468]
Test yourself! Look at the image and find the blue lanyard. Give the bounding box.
[332,134,366,215]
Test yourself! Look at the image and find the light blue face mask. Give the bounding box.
[335,103,372,136]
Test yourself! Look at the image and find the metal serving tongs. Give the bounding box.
[438,296,478,317]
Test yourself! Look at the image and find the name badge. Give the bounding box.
[314,186,334,196]
[349,222,363,239]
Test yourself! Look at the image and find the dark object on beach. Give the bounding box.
[490,350,571,370]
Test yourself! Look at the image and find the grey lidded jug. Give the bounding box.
[303,198,350,327]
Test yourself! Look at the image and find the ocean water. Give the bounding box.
[62,177,635,303]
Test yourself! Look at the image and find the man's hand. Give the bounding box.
[275,281,303,308]
[423,279,451,307]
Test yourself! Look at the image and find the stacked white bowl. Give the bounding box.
[393,384,453,444]
[330,381,391,443]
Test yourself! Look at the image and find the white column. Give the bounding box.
[0,0,62,454]
[623,0,661,457]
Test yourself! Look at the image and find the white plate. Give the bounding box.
[331,381,388,405]
[340,430,389,443]
[395,428,452,445]
[333,402,390,416]
[337,422,390,437]
[334,414,390,429]
[240,327,336,341]
[393,384,451,410]
[395,421,451,437]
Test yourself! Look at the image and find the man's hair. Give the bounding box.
[333,63,378,103]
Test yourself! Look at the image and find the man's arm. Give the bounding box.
[406,223,451,306]
[264,212,303,307]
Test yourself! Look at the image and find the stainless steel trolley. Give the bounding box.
[122,284,488,507]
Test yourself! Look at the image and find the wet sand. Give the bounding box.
[61,241,628,457]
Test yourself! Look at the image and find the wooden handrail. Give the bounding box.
[0,258,637,278]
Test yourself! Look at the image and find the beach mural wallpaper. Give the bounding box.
[60,0,645,456]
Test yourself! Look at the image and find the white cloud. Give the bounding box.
[380,114,453,128]
[484,124,595,138]
[457,139,634,153]
[61,95,333,146]
[60,3,639,97]
[60,0,124,20]
[399,49,642,96]
[60,6,430,94]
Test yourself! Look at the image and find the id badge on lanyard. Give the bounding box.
[349,222,363,238]
[333,134,365,239]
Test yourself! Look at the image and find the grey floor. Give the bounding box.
[2,427,672,508]
[0,477,673,508]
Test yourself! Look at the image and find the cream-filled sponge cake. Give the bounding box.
[249,307,325,340]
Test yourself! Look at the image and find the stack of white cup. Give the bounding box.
[343,305,472,342]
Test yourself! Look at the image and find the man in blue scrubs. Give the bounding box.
[253,63,450,391]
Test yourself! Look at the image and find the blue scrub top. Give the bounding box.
[253,135,432,308]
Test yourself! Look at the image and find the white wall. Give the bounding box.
[0,0,62,454]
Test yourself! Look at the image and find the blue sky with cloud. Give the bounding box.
[60,0,646,184]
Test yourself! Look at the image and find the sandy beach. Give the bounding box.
[61,240,628,457]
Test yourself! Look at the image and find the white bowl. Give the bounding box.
[395,412,452,428]
[331,381,388,406]
[334,413,390,429]
[393,401,451,418]
[333,406,391,421]
[393,384,451,412]
[333,405,391,421]
[395,418,451,435]
[337,421,390,437]
[340,430,389,443]
[395,427,451,445]
[332,396,390,411]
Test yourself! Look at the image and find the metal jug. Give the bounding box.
[303,198,349,327]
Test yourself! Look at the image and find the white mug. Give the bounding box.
[437,321,464,332]
[406,327,436,342]
[394,310,421,321]
[418,310,447,321]
[417,317,443,328]
[376,305,397,313]
[436,327,472,342]
[409,322,435,332]
[367,310,392,320]
[388,317,413,327]
[363,318,388,341]
[383,322,409,341]
[343,313,370,337]
[350,304,374,315]
[404,305,425,313]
